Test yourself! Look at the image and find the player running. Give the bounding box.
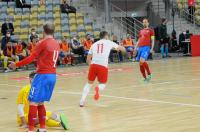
[9,22,60,132]
[79,31,125,107]
[17,71,69,130]
[134,18,155,81]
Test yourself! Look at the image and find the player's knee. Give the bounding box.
[88,80,94,84]
[29,102,39,106]
[140,59,145,64]
[4,56,8,61]
[38,102,44,105]
[98,84,106,91]
[15,56,19,61]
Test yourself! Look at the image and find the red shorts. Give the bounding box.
[88,64,108,83]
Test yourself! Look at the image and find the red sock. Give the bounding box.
[140,63,146,79]
[130,51,133,58]
[38,105,46,129]
[143,62,151,75]
[28,105,38,131]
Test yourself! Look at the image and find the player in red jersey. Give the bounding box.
[79,31,125,107]
[9,22,60,132]
[134,18,155,81]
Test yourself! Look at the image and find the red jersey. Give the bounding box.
[16,37,60,74]
[138,28,155,47]
[188,0,195,6]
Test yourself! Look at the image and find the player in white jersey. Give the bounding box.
[80,31,125,107]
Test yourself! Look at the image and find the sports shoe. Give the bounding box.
[94,86,100,100]
[79,101,85,107]
[4,68,12,73]
[143,78,148,82]
[60,113,70,130]
[36,129,46,132]
[26,131,34,132]
[147,74,152,81]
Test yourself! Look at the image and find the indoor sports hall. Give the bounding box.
[1,0,200,132]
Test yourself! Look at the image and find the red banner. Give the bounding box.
[191,35,200,57]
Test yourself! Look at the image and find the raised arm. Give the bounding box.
[15,52,38,67]
[9,41,44,69]
[116,45,126,53]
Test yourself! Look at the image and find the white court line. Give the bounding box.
[105,78,200,91]
[1,88,199,108]
[1,82,200,108]
[0,83,21,88]
[55,91,200,108]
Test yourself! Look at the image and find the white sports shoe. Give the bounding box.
[4,68,12,73]
[132,58,136,62]
[79,101,85,107]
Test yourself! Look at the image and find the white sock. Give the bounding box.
[80,83,92,103]
[55,114,61,122]
[39,128,46,132]
[98,84,106,91]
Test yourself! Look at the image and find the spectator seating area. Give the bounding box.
[0,0,101,41]
[177,0,200,25]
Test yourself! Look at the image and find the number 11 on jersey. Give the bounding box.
[97,43,104,54]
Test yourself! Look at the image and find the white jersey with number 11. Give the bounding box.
[88,39,119,67]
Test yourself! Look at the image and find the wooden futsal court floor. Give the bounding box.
[1,57,200,132]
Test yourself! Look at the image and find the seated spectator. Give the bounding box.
[71,36,85,63]
[1,18,14,36]
[82,34,94,55]
[184,30,192,54]
[29,28,39,42]
[28,35,38,54]
[109,35,123,62]
[16,41,28,61]
[59,39,74,65]
[39,0,45,5]
[122,34,135,60]
[171,31,179,52]
[2,0,15,2]
[16,0,31,8]
[60,0,76,14]
[0,49,3,64]
[15,40,23,55]
[1,30,12,52]
[2,41,19,72]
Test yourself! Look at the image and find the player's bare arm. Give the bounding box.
[133,42,139,56]
[87,54,92,65]
[150,36,155,53]
[116,45,126,53]
[17,104,27,127]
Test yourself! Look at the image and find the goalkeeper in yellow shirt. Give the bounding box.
[16,71,69,130]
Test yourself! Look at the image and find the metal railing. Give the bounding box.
[110,3,143,38]
[72,0,144,39]
[150,0,166,16]
[173,1,199,34]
